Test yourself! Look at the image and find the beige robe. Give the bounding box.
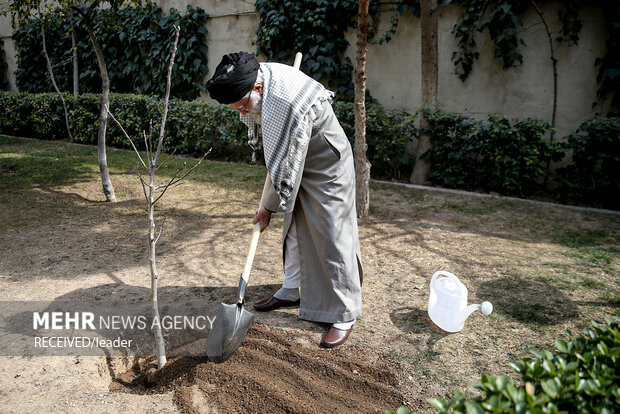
[264,101,363,323]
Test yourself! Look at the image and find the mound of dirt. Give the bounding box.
[110,323,406,413]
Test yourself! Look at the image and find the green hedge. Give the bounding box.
[0,91,418,176]
[421,110,619,209]
[0,91,618,209]
[334,101,417,180]
[0,91,251,162]
[389,317,620,414]
[559,117,620,209]
[423,110,564,198]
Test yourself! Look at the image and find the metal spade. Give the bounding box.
[206,52,303,363]
[206,173,273,363]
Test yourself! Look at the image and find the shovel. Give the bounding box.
[206,174,272,363]
[206,52,303,364]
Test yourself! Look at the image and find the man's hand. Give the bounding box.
[252,207,272,233]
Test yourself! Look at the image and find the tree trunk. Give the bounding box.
[84,18,116,202]
[41,24,74,143]
[69,7,79,95]
[354,0,371,218]
[410,0,438,185]
[148,176,167,369]
[530,0,557,186]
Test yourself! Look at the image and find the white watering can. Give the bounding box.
[428,271,493,333]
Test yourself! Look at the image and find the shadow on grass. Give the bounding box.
[389,307,449,359]
[0,136,98,190]
[389,276,585,331]
[476,276,579,326]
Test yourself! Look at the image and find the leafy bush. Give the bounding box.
[422,110,485,189]
[0,92,417,177]
[334,101,417,180]
[424,110,563,197]
[428,317,620,414]
[0,92,251,162]
[559,117,620,209]
[387,317,620,414]
[13,2,208,100]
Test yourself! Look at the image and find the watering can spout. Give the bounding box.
[462,304,481,323]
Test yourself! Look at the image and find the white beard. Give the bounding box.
[249,92,263,125]
[251,113,262,125]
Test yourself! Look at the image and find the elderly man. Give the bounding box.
[205,52,362,348]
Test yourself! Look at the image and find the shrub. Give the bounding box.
[429,317,620,413]
[424,110,563,197]
[559,117,620,209]
[388,317,620,414]
[334,101,417,180]
[423,110,485,189]
[0,92,252,162]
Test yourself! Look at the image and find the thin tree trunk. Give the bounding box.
[411,0,438,185]
[354,0,371,218]
[41,24,73,142]
[83,14,116,202]
[69,7,79,95]
[531,0,557,186]
[148,176,166,368]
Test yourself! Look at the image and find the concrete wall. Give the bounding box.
[343,3,611,138]
[0,1,612,138]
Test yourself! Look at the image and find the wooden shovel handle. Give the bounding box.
[239,52,303,284]
[241,174,272,283]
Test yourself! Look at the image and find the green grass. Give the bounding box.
[553,228,611,247]
[0,135,267,191]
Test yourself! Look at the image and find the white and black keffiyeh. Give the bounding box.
[240,62,334,212]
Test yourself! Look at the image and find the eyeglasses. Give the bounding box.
[233,90,253,113]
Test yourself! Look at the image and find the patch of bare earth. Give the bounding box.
[111,324,407,413]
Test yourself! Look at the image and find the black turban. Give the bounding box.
[205,52,260,104]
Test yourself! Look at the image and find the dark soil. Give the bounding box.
[110,323,407,413]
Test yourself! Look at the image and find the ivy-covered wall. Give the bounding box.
[342,2,615,138]
[0,1,615,138]
[12,3,208,100]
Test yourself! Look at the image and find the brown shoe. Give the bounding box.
[253,295,300,312]
[320,325,353,348]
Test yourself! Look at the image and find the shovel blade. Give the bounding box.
[206,302,255,363]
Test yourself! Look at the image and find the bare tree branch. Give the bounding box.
[155,148,177,171]
[153,150,210,205]
[168,151,211,187]
[153,161,186,205]
[149,120,154,160]
[137,169,148,200]
[143,130,152,167]
[154,216,167,245]
[155,26,181,165]
[106,104,148,170]
[155,182,184,192]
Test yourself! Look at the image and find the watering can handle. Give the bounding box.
[240,53,304,285]
[431,270,459,285]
